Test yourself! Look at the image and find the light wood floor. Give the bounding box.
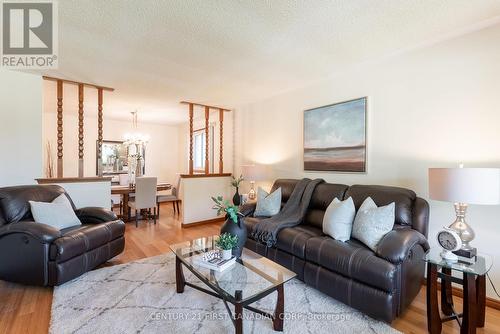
[1,204,499,334]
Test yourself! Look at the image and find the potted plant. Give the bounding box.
[212,196,247,257]
[230,174,244,206]
[215,233,239,260]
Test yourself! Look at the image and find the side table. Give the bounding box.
[424,249,492,334]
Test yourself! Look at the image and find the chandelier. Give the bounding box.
[123,111,150,146]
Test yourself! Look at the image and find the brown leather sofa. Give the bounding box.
[0,185,125,286]
[242,179,429,322]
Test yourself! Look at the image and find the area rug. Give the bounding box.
[50,253,401,334]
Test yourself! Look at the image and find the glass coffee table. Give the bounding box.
[169,236,296,333]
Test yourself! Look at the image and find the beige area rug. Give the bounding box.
[50,253,401,334]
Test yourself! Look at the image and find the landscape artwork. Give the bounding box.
[304,97,366,172]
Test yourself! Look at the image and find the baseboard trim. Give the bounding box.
[422,279,500,311]
[182,217,225,228]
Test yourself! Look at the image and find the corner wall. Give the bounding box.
[0,70,43,186]
[234,23,500,299]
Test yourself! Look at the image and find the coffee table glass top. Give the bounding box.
[424,248,493,276]
[169,235,296,302]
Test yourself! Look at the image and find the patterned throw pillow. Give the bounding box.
[351,197,395,251]
[322,197,356,242]
[254,187,282,217]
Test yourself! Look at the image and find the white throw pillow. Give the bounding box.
[254,187,282,217]
[351,197,395,251]
[322,197,356,242]
[29,194,81,230]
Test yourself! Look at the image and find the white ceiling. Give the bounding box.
[41,0,500,124]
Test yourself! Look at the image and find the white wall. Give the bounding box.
[180,176,232,225]
[234,23,500,299]
[0,70,43,186]
[42,81,180,183]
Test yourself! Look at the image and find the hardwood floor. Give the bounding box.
[1,204,499,334]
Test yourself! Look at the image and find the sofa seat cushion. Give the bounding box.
[305,236,397,292]
[50,220,125,262]
[275,225,323,259]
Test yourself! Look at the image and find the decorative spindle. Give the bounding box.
[189,103,194,175]
[219,108,224,174]
[56,80,63,178]
[78,84,84,177]
[205,106,209,174]
[97,88,104,176]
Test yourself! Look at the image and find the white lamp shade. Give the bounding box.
[241,165,267,181]
[428,168,500,205]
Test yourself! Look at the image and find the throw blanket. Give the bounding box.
[251,178,324,247]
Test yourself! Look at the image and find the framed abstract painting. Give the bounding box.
[304,97,367,172]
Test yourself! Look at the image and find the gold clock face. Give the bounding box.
[438,231,457,250]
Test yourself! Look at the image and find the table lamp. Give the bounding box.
[241,165,266,200]
[428,167,500,258]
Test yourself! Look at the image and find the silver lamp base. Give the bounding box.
[449,203,475,251]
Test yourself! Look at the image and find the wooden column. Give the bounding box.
[56,80,63,177]
[78,84,84,177]
[218,108,224,174]
[204,106,210,174]
[188,103,194,175]
[97,88,104,177]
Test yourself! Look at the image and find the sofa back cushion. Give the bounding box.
[304,183,349,229]
[271,179,299,207]
[344,184,416,228]
[0,185,74,224]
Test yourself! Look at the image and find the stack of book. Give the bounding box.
[192,252,236,272]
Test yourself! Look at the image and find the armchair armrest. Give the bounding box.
[75,207,118,224]
[0,221,61,243]
[376,229,429,264]
[239,202,256,217]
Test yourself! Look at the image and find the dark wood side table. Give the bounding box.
[424,249,492,334]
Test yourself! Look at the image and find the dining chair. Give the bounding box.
[128,176,157,227]
[157,176,181,216]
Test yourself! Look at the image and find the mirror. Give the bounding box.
[96,140,145,175]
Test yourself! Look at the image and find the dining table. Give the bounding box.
[111,182,172,221]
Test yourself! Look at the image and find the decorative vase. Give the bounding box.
[220,216,247,258]
[232,187,241,206]
[221,249,232,260]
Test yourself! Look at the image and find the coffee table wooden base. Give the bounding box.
[175,257,285,333]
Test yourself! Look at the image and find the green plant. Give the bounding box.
[215,233,239,250]
[231,174,244,188]
[211,196,241,223]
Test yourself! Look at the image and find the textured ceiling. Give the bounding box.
[42,0,500,124]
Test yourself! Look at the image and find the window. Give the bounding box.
[192,126,214,173]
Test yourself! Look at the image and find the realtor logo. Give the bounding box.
[1,0,58,68]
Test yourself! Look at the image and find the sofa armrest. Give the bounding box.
[376,229,429,264]
[0,221,61,243]
[239,202,256,217]
[75,207,118,224]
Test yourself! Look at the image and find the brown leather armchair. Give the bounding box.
[0,185,125,286]
[243,179,429,323]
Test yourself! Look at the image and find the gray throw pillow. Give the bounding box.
[254,187,281,217]
[351,197,395,251]
[29,194,81,230]
[322,197,356,242]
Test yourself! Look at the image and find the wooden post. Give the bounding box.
[78,84,84,177]
[188,103,194,175]
[219,108,224,174]
[97,88,104,177]
[56,80,63,178]
[204,106,210,174]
